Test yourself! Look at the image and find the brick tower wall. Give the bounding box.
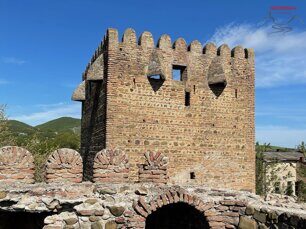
[80,28,255,191]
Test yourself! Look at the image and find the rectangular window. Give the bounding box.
[172,65,187,81]
[235,89,238,98]
[185,91,190,106]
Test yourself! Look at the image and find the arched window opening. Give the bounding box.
[145,202,209,229]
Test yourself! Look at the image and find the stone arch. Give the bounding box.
[132,189,213,228]
[45,148,83,183]
[93,148,129,183]
[0,146,35,184]
[146,202,209,229]
[138,151,169,184]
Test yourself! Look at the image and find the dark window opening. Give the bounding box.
[146,202,209,229]
[172,65,187,81]
[274,181,281,194]
[193,85,196,93]
[209,82,226,98]
[190,172,196,179]
[148,75,162,80]
[0,211,50,229]
[147,74,165,92]
[235,89,238,98]
[185,91,190,106]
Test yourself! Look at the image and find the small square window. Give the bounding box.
[172,65,187,81]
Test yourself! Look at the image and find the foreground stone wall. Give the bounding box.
[0,183,305,229]
[78,28,255,192]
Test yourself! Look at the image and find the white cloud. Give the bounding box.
[256,125,306,148]
[210,23,306,88]
[0,79,9,85]
[11,103,81,126]
[2,57,26,65]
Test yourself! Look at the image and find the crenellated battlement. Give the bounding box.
[81,28,254,83]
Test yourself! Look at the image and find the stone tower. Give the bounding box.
[72,28,255,192]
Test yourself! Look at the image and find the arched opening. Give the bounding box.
[0,211,50,229]
[145,202,209,229]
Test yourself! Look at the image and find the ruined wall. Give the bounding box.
[0,146,304,229]
[265,162,297,195]
[0,182,305,229]
[79,28,255,191]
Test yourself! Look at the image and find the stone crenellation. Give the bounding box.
[93,148,129,183]
[81,29,253,82]
[73,28,255,192]
[0,146,35,184]
[138,151,169,184]
[45,148,83,183]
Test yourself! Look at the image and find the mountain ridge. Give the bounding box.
[8,117,81,136]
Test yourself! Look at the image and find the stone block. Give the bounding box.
[238,216,257,229]
[105,221,117,229]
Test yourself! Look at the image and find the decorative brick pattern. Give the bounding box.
[138,151,168,184]
[93,148,129,183]
[75,28,256,192]
[0,146,35,184]
[45,148,83,183]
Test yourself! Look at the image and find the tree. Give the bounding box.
[255,142,268,195]
[22,134,59,182]
[297,141,306,157]
[0,105,15,147]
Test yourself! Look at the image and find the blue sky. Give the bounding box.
[1,0,306,147]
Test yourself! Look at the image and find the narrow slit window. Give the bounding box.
[185,91,190,106]
[190,172,195,179]
[172,65,187,81]
[235,89,238,98]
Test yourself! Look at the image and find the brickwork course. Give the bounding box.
[73,28,255,192]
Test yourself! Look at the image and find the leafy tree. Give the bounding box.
[255,142,269,195]
[21,134,59,182]
[53,131,80,150]
[0,105,15,147]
